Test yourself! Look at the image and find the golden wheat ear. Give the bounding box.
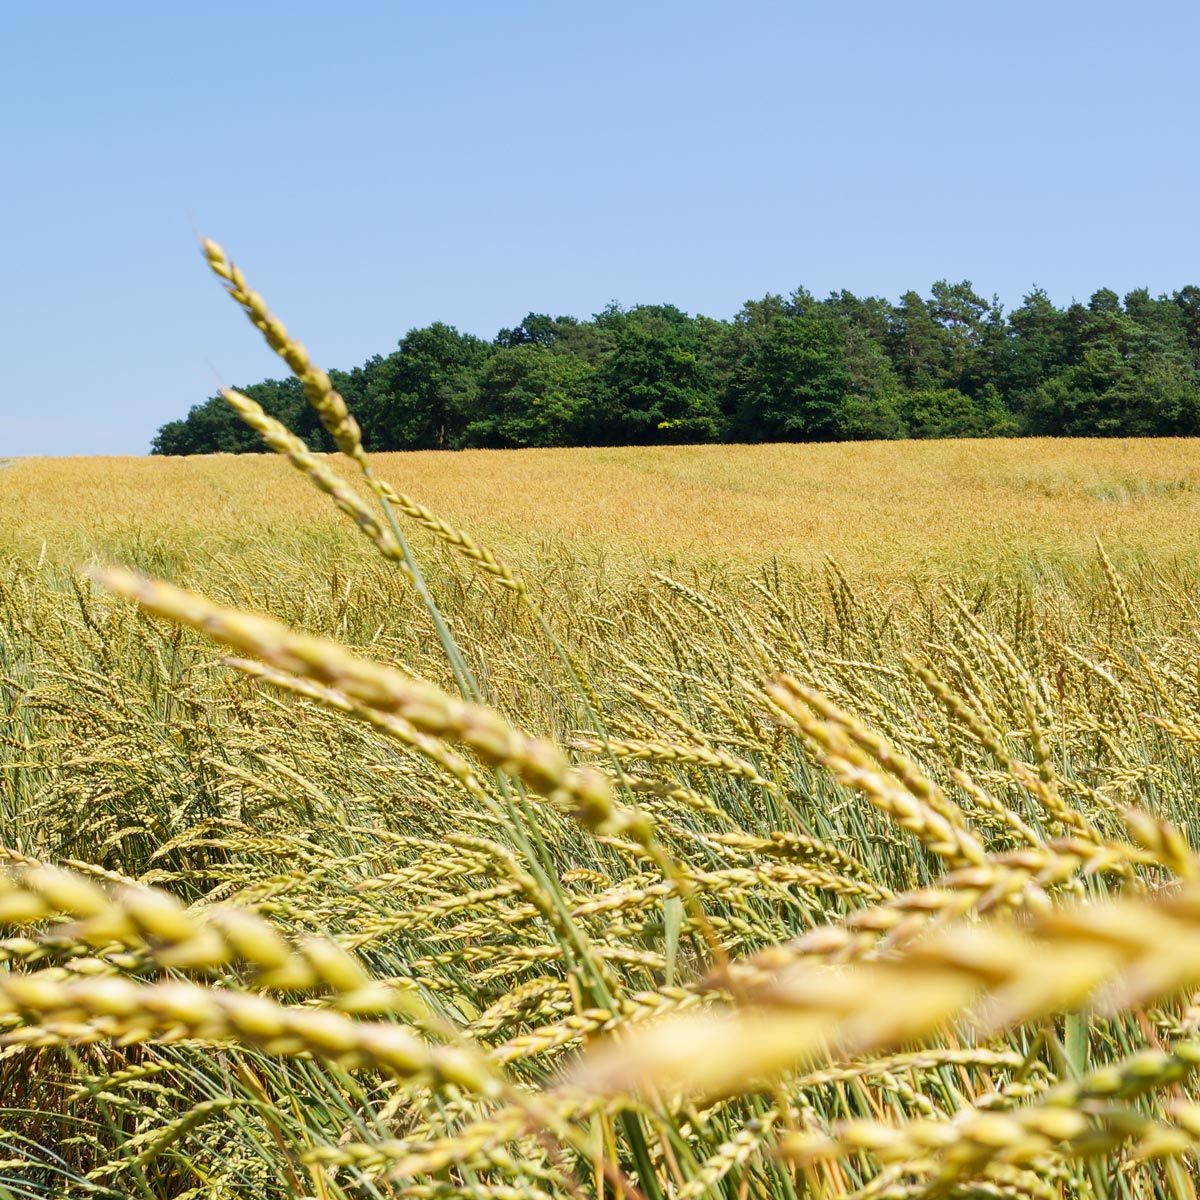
[204,237,527,595]
[571,881,1200,1102]
[203,239,368,468]
[223,388,408,568]
[91,566,654,846]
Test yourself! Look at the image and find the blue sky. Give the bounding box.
[3,0,1198,456]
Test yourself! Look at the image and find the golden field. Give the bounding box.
[11,217,1200,1200]
[6,436,1200,574]
[6,431,1200,1197]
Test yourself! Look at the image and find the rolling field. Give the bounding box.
[8,436,1200,1199]
[7,437,1200,574]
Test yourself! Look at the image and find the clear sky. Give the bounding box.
[3,0,1198,456]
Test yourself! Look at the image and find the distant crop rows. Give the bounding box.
[9,435,1200,577]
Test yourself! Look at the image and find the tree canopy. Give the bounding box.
[152,282,1200,454]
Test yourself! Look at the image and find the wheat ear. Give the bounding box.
[572,881,1200,1101]
[202,239,367,466]
[93,568,652,845]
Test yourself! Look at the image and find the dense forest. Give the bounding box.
[151,281,1200,454]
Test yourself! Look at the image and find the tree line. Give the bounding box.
[151,281,1200,454]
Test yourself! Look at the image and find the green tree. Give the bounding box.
[150,377,323,455]
[824,289,895,345]
[837,321,905,440]
[1028,289,1200,436]
[886,281,997,399]
[835,390,905,440]
[591,304,722,443]
[999,288,1066,416]
[1173,286,1200,368]
[898,386,1006,439]
[464,344,596,448]
[888,290,944,388]
[495,312,616,366]
[727,299,851,441]
[929,280,992,393]
[359,324,492,450]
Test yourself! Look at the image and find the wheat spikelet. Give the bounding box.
[782,1043,1200,1189]
[0,862,408,1010]
[202,239,367,467]
[948,768,1044,848]
[221,390,407,566]
[1123,806,1200,879]
[708,830,873,878]
[573,735,776,790]
[93,568,652,844]
[574,883,1200,1101]
[780,678,972,831]
[792,1046,1051,1091]
[375,479,527,595]
[491,985,708,1066]
[205,242,527,619]
[765,675,988,868]
[0,971,500,1093]
[906,654,1107,844]
[674,1112,775,1199]
[225,656,489,800]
